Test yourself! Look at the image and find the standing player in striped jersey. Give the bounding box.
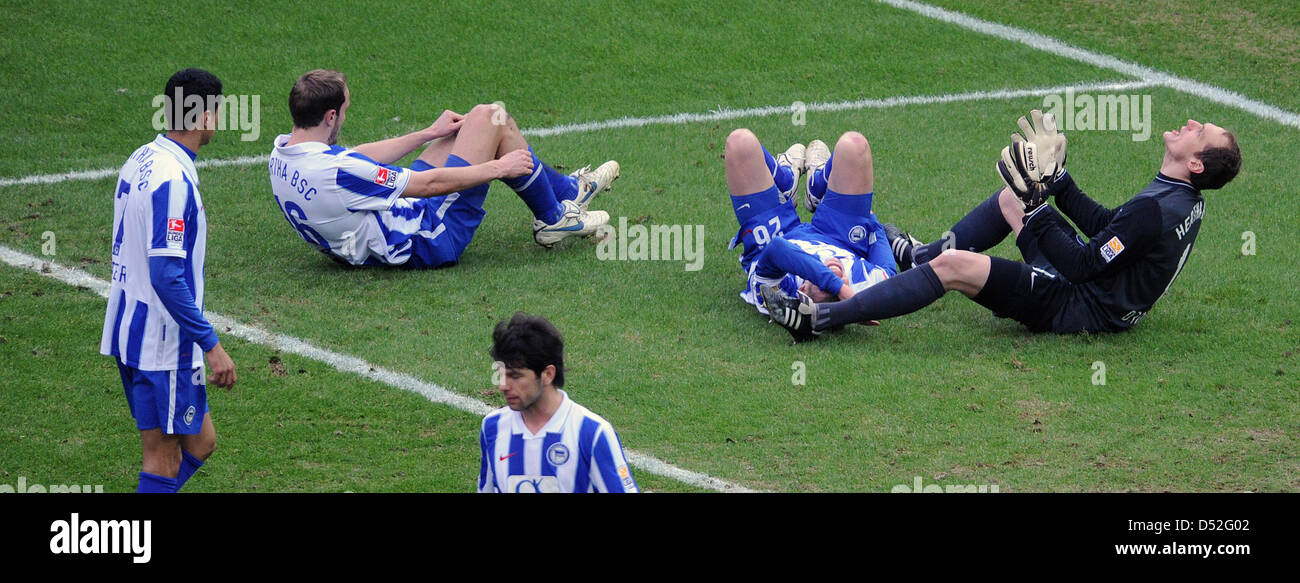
[269,69,619,268]
[725,128,896,322]
[479,313,637,493]
[101,68,236,493]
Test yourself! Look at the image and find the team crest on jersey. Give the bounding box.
[546,443,570,466]
[166,218,185,248]
[374,167,398,188]
[1100,236,1125,263]
[849,225,867,243]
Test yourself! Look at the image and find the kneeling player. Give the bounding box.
[762,110,1241,341]
[269,69,620,268]
[726,128,896,322]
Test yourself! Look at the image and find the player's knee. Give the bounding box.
[834,131,872,163]
[927,250,976,287]
[725,128,761,157]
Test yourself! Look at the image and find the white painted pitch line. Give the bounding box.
[0,245,755,493]
[878,0,1300,130]
[1,79,1155,189]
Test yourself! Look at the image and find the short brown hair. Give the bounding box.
[1191,131,1241,191]
[289,69,346,128]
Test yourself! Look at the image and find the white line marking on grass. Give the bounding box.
[0,79,1155,188]
[0,245,755,493]
[878,0,1300,129]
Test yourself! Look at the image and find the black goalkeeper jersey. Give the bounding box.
[1018,172,1204,330]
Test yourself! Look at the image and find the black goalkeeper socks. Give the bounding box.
[815,263,946,329]
[912,189,1010,265]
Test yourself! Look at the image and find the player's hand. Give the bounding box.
[837,283,856,301]
[205,342,237,390]
[997,143,1050,211]
[427,110,464,139]
[1011,109,1067,181]
[494,149,534,179]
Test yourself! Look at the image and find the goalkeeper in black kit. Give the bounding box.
[761,110,1241,342]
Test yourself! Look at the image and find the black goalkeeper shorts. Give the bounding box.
[973,257,1116,333]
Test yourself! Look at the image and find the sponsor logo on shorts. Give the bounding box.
[546,443,570,466]
[1100,236,1125,263]
[374,167,398,188]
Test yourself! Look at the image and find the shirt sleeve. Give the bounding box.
[147,178,192,259]
[1047,172,1116,239]
[148,255,219,352]
[477,421,495,493]
[590,422,638,493]
[335,151,411,212]
[1019,196,1162,283]
[864,216,898,277]
[753,237,844,295]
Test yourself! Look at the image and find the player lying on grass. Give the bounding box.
[269,69,619,268]
[726,129,896,321]
[762,110,1241,342]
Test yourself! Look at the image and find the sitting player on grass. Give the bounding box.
[268,69,620,268]
[725,128,896,321]
[762,110,1241,342]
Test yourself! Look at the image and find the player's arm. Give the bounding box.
[1044,172,1117,238]
[753,238,846,298]
[477,422,496,493]
[144,183,234,387]
[402,149,533,198]
[1019,196,1161,283]
[352,110,464,165]
[864,217,898,277]
[589,423,638,493]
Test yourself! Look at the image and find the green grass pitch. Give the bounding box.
[1,0,1297,492]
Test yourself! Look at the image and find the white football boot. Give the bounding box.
[533,199,610,248]
[775,143,805,205]
[569,160,620,210]
[803,139,831,212]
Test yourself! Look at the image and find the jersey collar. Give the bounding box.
[273,133,343,156]
[1154,172,1196,191]
[152,134,199,186]
[513,389,573,439]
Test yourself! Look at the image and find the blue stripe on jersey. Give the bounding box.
[508,432,525,476]
[322,145,346,156]
[594,430,624,493]
[124,300,149,367]
[344,151,381,164]
[335,168,396,199]
[481,414,501,492]
[573,417,600,493]
[110,290,127,357]
[150,182,172,250]
[114,180,129,255]
[541,432,562,477]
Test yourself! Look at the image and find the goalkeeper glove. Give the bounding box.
[997,141,1051,211]
[1013,109,1067,181]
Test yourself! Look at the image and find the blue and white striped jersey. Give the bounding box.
[100,135,210,371]
[479,390,639,493]
[268,134,414,265]
[741,237,891,315]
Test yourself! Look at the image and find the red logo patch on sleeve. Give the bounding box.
[375,168,390,185]
[168,218,185,232]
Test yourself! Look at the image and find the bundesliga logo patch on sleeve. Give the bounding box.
[166,218,185,249]
[374,167,398,188]
[1100,236,1125,263]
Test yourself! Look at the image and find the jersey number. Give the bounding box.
[276,197,330,250]
[752,217,784,246]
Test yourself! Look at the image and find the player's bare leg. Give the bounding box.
[925,250,991,297]
[825,131,874,195]
[180,412,217,462]
[995,186,1027,237]
[447,104,509,165]
[140,429,182,478]
[725,128,777,195]
[414,134,457,168]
